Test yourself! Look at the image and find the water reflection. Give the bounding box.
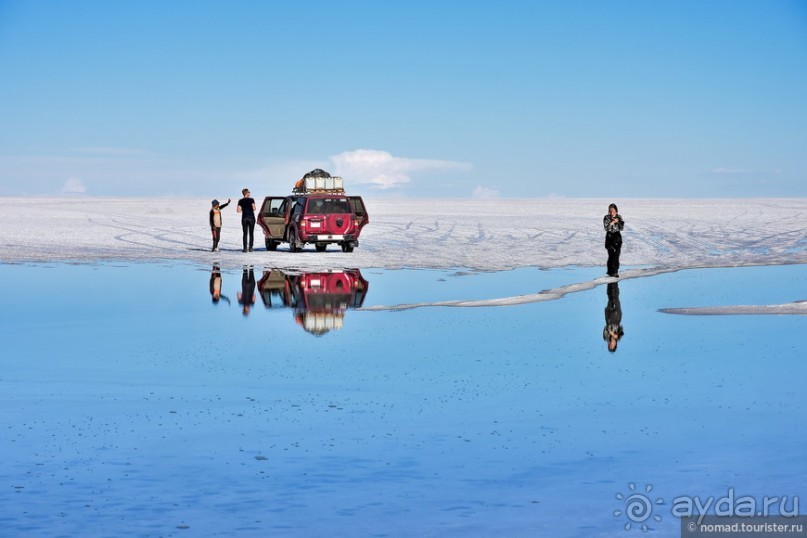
[237,266,257,316]
[602,282,624,352]
[258,269,369,335]
[209,264,231,305]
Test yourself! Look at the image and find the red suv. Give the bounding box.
[258,194,368,252]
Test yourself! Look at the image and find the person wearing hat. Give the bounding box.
[209,198,231,252]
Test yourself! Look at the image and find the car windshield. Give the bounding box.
[306,198,351,214]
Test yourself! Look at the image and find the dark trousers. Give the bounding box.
[605,232,621,276]
[212,227,221,250]
[241,268,255,301]
[606,245,621,276]
[241,217,255,250]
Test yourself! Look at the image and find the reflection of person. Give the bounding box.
[209,264,230,305]
[237,188,257,252]
[209,198,231,252]
[237,267,256,315]
[603,282,624,352]
[603,203,625,278]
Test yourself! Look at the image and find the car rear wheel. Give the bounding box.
[341,242,354,253]
[266,239,278,251]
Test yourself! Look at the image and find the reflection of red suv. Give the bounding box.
[258,269,369,335]
[258,194,368,252]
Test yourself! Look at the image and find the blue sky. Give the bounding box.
[1,0,805,198]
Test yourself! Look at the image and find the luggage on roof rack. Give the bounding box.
[293,169,345,193]
[303,168,331,179]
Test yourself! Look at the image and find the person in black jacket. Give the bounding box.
[603,203,625,278]
[237,188,257,252]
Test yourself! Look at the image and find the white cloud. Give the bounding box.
[330,149,472,189]
[472,185,499,199]
[62,178,87,194]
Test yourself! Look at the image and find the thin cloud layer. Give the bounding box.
[472,185,500,199]
[330,149,471,189]
[62,178,87,194]
[72,147,150,157]
[711,167,783,176]
[712,167,752,175]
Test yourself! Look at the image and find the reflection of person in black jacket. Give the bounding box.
[237,266,256,316]
[603,282,624,352]
[603,203,625,278]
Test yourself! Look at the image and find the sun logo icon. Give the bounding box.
[614,483,664,531]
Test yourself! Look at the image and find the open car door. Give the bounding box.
[258,197,289,248]
[348,196,369,229]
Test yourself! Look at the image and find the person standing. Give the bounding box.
[209,198,230,252]
[237,188,257,252]
[603,203,625,278]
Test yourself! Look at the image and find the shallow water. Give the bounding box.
[1,263,805,537]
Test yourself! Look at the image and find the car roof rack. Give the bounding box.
[292,175,345,194]
[292,187,346,194]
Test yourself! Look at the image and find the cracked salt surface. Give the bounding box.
[3,197,805,270]
[2,197,805,312]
